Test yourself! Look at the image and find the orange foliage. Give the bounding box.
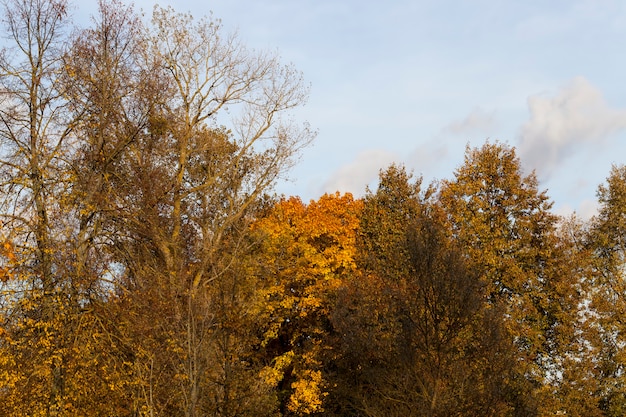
[253,192,362,413]
[0,240,16,282]
[254,192,362,319]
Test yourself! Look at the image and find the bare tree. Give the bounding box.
[0,0,76,414]
[0,1,313,415]
[93,5,315,416]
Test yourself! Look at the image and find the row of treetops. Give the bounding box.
[1,0,626,415]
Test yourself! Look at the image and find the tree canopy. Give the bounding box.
[0,1,625,417]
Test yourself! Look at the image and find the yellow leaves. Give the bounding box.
[2,241,15,261]
[0,343,20,389]
[260,321,281,347]
[260,350,326,414]
[253,192,363,331]
[260,350,295,388]
[0,266,10,282]
[255,192,361,284]
[0,288,139,416]
[0,240,16,282]
[288,369,326,414]
[252,193,362,413]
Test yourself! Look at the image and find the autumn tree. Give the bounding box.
[546,215,605,416]
[328,165,515,416]
[0,0,314,415]
[586,164,626,416]
[60,1,176,414]
[79,4,315,416]
[0,0,85,414]
[252,192,362,415]
[0,0,607,415]
[62,0,150,277]
[0,0,158,414]
[438,142,583,415]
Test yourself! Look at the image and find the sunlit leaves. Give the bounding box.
[586,165,626,415]
[438,142,585,415]
[0,1,624,416]
[253,192,362,414]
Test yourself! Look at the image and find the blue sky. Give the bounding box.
[78,0,626,218]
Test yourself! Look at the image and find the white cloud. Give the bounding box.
[518,76,626,180]
[321,149,398,196]
[444,107,496,135]
[578,199,600,220]
[406,140,451,179]
[555,199,599,221]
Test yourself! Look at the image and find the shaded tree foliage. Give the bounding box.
[328,165,516,416]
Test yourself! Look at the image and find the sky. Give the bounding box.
[77,0,626,219]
